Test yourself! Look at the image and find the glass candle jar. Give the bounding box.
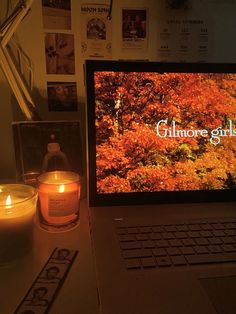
[37,171,80,232]
[0,184,37,264]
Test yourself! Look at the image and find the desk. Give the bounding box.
[0,199,99,314]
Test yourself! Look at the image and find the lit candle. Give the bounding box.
[37,171,80,231]
[0,184,37,264]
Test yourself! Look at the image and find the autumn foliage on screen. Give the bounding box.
[94,71,236,193]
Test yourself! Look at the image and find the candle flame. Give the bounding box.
[59,184,65,193]
[6,195,12,207]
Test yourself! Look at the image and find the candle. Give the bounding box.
[0,184,37,264]
[37,171,80,231]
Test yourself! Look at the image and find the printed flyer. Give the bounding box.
[80,3,112,58]
[156,18,211,62]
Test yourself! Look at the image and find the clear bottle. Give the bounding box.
[42,134,70,172]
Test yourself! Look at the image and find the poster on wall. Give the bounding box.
[122,8,148,50]
[42,0,72,30]
[156,18,211,62]
[45,33,75,74]
[80,3,112,58]
[47,82,78,111]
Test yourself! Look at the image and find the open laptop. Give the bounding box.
[85,60,236,314]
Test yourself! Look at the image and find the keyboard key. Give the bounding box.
[141,257,156,268]
[176,224,189,232]
[188,231,201,238]
[156,256,172,267]
[225,229,236,236]
[120,241,141,250]
[194,246,209,254]
[195,238,209,246]
[212,230,225,237]
[180,246,195,255]
[162,232,175,239]
[224,222,236,229]
[171,255,187,266]
[221,244,236,252]
[123,249,152,259]
[152,248,166,257]
[208,237,222,245]
[150,233,162,240]
[136,234,149,241]
[127,227,139,234]
[123,249,142,259]
[166,247,181,256]
[174,231,188,239]
[119,234,136,242]
[125,259,141,269]
[186,252,236,265]
[200,224,213,231]
[200,230,212,237]
[164,225,177,232]
[222,236,235,244]
[155,240,169,247]
[189,224,201,231]
[152,226,164,233]
[182,238,196,246]
[212,223,224,230]
[169,239,182,247]
[139,226,152,233]
[142,240,155,248]
[139,249,153,257]
[208,245,223,253]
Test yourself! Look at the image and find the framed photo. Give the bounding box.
[12,121,84,187]
[47,82,78,112]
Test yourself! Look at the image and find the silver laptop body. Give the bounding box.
[85,60,236,314]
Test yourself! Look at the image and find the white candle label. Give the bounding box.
[48,191,78,217]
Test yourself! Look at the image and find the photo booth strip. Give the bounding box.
[14,247,78,314]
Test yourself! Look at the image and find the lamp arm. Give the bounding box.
[0,0,40,120]
[1,0,34,47]
[0,46,34,120]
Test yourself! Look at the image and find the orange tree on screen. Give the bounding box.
[95,71,236,193]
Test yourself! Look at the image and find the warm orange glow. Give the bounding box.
[6,195,12,208]
[59,184,65,193]
[54,173,58,180]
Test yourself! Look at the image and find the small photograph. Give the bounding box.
[51,248,76,263]
[166,0,192,10]
[87,18,106,40]
[45,33,75,74]
[21,283,57,310]
[122,9,147,40]
[42,0,71,29]
[47,81,77,111]
[38,263,68,283]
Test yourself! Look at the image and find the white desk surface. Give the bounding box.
[0,199,99,314]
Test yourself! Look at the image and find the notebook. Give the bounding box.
[85,60,236,314]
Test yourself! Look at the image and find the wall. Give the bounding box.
[0,0,236,180]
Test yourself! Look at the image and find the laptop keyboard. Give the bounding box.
[115,217,236,269]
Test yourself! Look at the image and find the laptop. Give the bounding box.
[85,60,236,314]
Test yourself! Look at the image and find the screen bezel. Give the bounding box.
[85,60,236,207]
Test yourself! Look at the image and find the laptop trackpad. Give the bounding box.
[200,276,236,314]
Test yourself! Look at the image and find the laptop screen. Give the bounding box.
[85,60,236,206]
